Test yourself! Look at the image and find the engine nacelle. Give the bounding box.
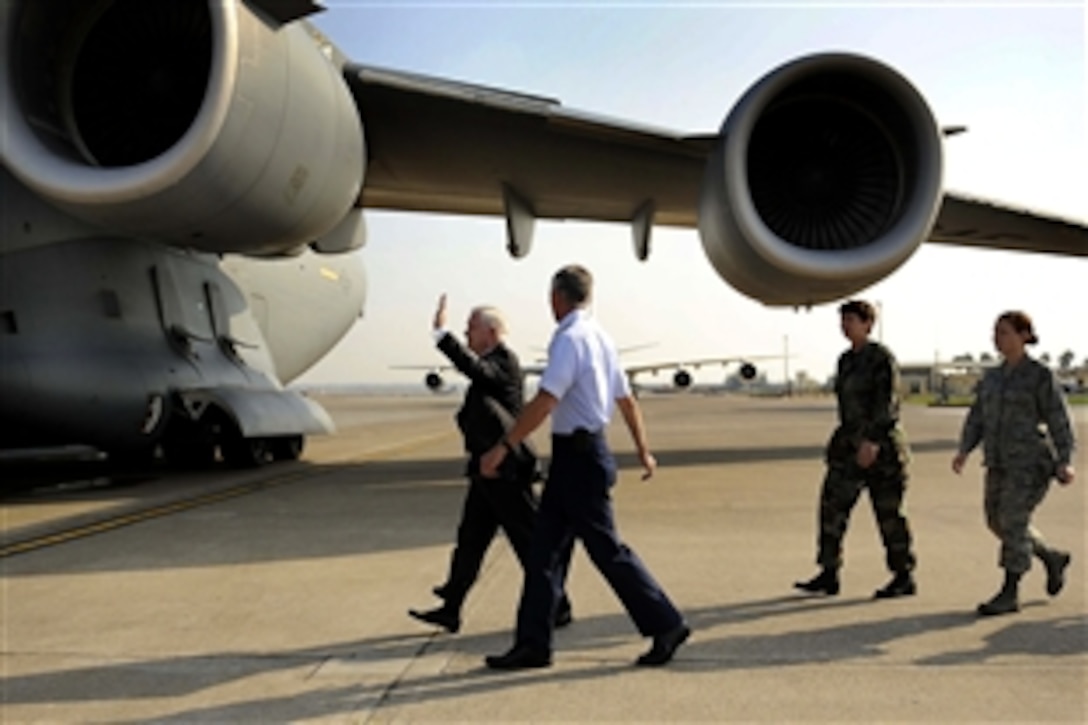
[1,0,364,255]
[699,54,943,307]
[425,372,445,391]
[739,362,757,381]
[672,369,693,389]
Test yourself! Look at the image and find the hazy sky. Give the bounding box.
[299,1,1086,388]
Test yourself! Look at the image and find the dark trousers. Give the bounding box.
[443,475,571,611]
[515,432,682,652]
[816,460,916,573]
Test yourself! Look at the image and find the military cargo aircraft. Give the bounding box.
[2,0,1084,468]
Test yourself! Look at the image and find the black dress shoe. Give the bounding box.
[794,569,840,596]
[485,644,552,670]
[554,597,573,628]
[637,623,690,666]
[408,606,460,634]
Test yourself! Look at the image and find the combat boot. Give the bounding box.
[977,571,1020,616]
[794,568,840,596]
[873,571,916,599]
[1041,550,1071,597]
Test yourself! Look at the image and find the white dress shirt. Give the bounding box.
[539,309,630,435]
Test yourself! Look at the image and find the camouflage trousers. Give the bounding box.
[816,461,916,573]
[983,467,1054,574]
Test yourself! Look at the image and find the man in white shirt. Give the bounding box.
[480,265,689,669]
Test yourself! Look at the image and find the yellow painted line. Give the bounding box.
[0,430,454,559]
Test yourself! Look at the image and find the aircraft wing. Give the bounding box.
[9,2,1083,312]
[930,194,1086,257]
[622,356,782,377]
[347,64,708,227]
[520,356,779,379]
[345,64,1088,259]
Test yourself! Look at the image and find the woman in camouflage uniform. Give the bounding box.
[795,300,917,599]
[952,311,1076,616]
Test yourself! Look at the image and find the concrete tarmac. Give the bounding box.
[1,393,1085,722]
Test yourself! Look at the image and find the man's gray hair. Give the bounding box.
[552,265,593,305]
[471,306,508,337]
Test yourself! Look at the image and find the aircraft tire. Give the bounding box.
[161,429,216,469]
[269,435,304,461]
[221,433,271,468]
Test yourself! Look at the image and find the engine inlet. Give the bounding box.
[748,95,903,251]
[68,0,212,167]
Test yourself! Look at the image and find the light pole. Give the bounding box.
[784,334,791,396]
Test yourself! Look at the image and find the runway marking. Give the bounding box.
[0,430,454,559]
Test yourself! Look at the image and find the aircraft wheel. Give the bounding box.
[270,435,304,461]
[221,433,271,468]
[162,426,217,469]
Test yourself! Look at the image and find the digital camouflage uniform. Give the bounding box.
[817,341,915,573]
[958,356,1075,574]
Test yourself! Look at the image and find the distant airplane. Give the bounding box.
[619,357,766,392]
[393,343,657,391]
[389,364,458,394]
[526,356,783,395]
[394,350,782,394]
[2,1,1085,469]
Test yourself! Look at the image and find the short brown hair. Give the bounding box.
[997,310,1039,345]
[838,299,876,323]
[552,265,593,305]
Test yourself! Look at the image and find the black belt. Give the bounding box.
[553,427,602,451]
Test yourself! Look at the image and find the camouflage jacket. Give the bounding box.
[827,341,909,464]
[958,356,1076,471]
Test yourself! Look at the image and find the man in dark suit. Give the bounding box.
[408,294,572,634]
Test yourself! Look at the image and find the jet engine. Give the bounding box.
[739,362,757,380]
[1,0,364,255]
[425,372,445,391]
[699,53,944,307]
[672,370,693,389]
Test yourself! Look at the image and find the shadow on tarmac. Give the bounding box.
[1,599,1082,722]
[1,438,958,502]
[2,438,959,575]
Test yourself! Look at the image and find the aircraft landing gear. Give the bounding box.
[161,417,217,469]
[220,430,272,468]
[156,404,308,470]
[269,435,304,462]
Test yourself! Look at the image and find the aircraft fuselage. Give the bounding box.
[0,169,365,460]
